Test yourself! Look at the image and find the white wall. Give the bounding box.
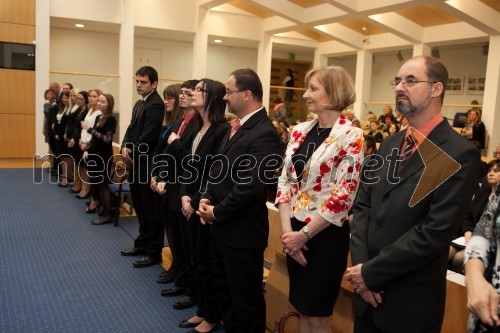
[207,44,258,83]
[328,45,488,121]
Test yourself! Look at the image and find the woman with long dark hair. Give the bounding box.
[67,91,89,194]
[178,79,229,333]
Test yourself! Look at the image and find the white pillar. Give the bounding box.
[353,50,372,120]
[192,6,208,79]
[482,35,500,157]
[257,32,273,113]
[413,43,431,57]
[35,0,50,156]
[313,50,328,68]
[118,0,134,144]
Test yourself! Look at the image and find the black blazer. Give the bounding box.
[179,122,230,211]
[154,115,201,211]
[121,91,164,175]
[350,119,480,332]
[459,183,492,235]
[206,108,282,250]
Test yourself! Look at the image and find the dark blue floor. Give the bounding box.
[0,169,218,332]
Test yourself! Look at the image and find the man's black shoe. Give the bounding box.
[173,296,196,310]
[157,270,177,284]
[133,256,161,268]
[120,248,145,256]
[161,286,186,297]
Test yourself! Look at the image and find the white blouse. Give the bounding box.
[80,108,102,144]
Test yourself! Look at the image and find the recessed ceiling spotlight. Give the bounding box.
[214,39,222,44]
[75,23,84,28]
[362,26,367,32]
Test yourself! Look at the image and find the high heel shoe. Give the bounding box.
[86,204,101,214]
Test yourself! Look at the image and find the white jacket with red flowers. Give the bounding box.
[275,115,364,226]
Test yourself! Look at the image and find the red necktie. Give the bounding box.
[229,119,241,139]
[177,118,188,138]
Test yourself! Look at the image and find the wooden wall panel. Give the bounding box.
[0,69,35,115]
[0,22,35,44]
[0,114,35,158]
[0,0,35,26]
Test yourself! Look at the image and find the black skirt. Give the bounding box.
[287,217,350,317]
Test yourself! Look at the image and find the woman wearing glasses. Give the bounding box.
[154,81,201,308]
[177,79,229,333]
[154,84,183,284]
[276,65,363,332]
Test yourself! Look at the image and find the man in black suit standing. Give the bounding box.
[347,56,480,332]
[120,66,165,268]
[197,68,281,333]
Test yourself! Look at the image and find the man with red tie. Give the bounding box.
[197,69,282,333]
[347,56,480,333]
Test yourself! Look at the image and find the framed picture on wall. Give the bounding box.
[467,75,486,95]
[445,76,464,95]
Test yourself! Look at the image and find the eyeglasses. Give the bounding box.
[179,90,193,97]
[225,88,245,95]
[389,78,438,89]
[194,87,207,93]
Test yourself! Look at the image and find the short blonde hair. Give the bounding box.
[304,66,355,111]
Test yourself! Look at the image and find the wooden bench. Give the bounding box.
[264,206,469,333]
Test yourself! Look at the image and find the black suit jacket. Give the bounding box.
[153,115,200,211]
[121,91,164,176]
[207,108,282,250]
[350,119,480,332]
[179,122,231,211]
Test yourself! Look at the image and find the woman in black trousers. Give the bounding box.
[178,79,229,333]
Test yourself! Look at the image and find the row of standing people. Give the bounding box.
[43,83,117,225]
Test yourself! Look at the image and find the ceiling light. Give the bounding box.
[75,23,84,28]
[214,39,222,44]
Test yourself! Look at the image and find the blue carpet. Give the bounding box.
[0,169,221,332]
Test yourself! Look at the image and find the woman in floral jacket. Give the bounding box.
[276,65,363,332]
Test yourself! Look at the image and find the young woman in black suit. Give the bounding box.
[82,94,116,225]
[67,91,88,194]
[178,79,229,333]
[51,91,71,187]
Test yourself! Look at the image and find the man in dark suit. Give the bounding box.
[120,66,165,268]
[347,56,480,333]
[197,69,282,333]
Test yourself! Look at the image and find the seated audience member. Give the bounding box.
[388,123,400,136]
[449,160,500,272]
[377,105,393,124]
[344,109,361,128]
[272,96,289,127]
[461,109,486,149]
[400,116,409,131]
[306,113,316,121]
[364,112,377,130]
[381,114,395,133]
[368,120,383,143]
[464,163,500,331]
[495,144,500,159]
[394,109,403,124]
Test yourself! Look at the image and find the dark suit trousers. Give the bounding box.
[354,307,384,333]
[210,238,265,333]
[189,217,219,322]
[129,181,164,257]
[169,210,190,291]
